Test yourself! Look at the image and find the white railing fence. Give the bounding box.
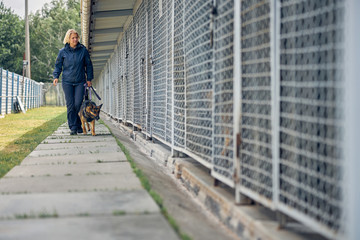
[0,68,44,115]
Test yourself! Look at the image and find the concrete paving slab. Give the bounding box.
[52,130,110,136]
[0,214,179,240]
[46,133,112,138]
[34,141,118,151]
[53,125,109,132]
[0,190,159,219]
[5,162,133,178]
[56,124,108,129]
[0,175,142,194]
[21,152,127,165]
[28,146,122,157]
[42,135,116,144]
[53,126,109,132]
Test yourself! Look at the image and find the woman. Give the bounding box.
[53,29,93,135]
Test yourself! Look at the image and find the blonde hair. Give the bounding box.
[63,29,80,44]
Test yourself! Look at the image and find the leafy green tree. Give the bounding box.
[0,0,80,81]
[0,2,24,74]
[30,0,81,82]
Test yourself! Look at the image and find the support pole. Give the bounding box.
[25,0,31,78]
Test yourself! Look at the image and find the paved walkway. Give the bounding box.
[0,123,179,240]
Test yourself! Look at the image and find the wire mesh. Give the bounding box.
[111,50,117,117]
[117,39,123,120]
[184,0,213,164]
[115,46,120,119]
[173,0,185,148]
[134,7,142,126]
[212,0,235,185]
[146,0,153,134]
[152,0,168,140]
[166,0,173,144]
[126,28,134,123]
[278,0,344,233]
[120,37,127,121]
[139,2,147,131]
[239,0,273,201]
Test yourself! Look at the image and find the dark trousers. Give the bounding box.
[62,82,84,131]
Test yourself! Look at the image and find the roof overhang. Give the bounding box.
[81,0,141,79]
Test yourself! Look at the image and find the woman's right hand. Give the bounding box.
[53,78,58,86]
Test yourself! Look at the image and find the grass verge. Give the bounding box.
[0,107,67,178]
[101,120,192,240]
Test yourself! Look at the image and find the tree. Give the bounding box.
[30,0,81,82]
[0,1,24,74]
[0,0,80,81]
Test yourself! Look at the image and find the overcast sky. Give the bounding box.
[1,0,53,18]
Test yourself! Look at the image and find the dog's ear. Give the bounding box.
[99,104,103,109]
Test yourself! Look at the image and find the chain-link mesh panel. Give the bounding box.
[134,8,142,126]
[184,0,213,164]
[117,44,124,120]
[139,2,147,130]
[146,0,153,134]
[166,0,173,144]
[173,0,185,148]
[121,37,127,120]
[279,0,344,232]
[240,0,273,201]
[104,66,109,114]
[111,51,117,117]
[212,0,234,186]
[107,68,110,114]
[114,47,119,118]
[126,27,134,123]
[152,0,168,140]
[109,55,112,115]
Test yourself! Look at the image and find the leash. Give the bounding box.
[84,83,101,101]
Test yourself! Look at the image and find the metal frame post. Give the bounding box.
[271,0,280,210]
[171,0,175,156]
[5,70,8,113]
[145,5,149,135]
[182,0,187,151]
[150,1,154,138]
[211,0,217,179]
[234,0,242,203]
[344,1,360,239]
[11,73,14,112]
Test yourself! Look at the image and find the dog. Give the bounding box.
[78,100,103,136]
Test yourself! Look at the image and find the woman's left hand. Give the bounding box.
[87,81,92,87]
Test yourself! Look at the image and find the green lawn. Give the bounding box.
[0,107,67,178]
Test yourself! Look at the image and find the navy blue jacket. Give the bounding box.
[53,43,93,84]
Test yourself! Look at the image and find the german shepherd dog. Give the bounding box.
[79,100,103,136]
